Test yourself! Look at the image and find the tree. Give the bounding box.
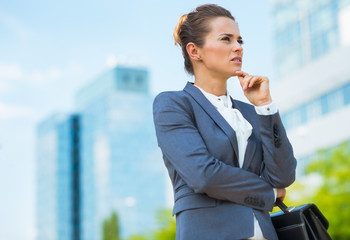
[283,142,350,240]
[102,211,121,240]
[124,209,175,240]
[305,142,350,239]
[152,209,176,240]
[125,234,148,240]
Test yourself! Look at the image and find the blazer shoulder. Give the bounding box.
[154,90,187,101]
[153,90,192,110]
[153,90,195,128]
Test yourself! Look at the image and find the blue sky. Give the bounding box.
[0,1,273,239]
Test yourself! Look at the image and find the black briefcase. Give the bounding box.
[270,199,332,240]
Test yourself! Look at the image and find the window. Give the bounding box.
[320,95,329,115]
[343,82,350,104]
[327,88,344,111]
[306,99,322,122]
[135,75,143,85]
[123,74,130,85]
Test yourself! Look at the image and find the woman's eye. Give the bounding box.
[221,37,230,41]
[238,39,244,45]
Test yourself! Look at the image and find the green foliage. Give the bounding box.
[152,209,176,240]
[283,142,350,240]
[305,142,350,239]
[125,234,148,240]
[124,209,175,240]
[102,211,121,240]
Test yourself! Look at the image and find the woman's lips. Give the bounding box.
[231,56,242,64]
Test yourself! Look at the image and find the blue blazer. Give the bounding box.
[153,82,296,240]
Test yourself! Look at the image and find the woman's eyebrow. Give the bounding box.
[219,33,234,37]
[218,33,243,40]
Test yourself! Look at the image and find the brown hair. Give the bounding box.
[173,4,235,75]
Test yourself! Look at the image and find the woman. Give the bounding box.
[153,4,296,240]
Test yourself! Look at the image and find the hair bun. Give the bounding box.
[173,14,188,46]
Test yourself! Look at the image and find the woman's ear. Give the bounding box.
[186,42,201,61]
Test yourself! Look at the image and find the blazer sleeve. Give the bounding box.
[153,92,276,211]
[257,113,297,188]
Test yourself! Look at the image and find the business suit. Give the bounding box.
[153,82,297,240]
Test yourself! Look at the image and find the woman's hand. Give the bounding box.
[276,188,286,202]
[235,70,272,106]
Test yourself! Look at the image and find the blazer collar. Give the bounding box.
[184,82,239,164]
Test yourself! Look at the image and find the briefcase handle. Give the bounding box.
[275,199,295,213]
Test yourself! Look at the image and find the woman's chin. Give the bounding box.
[231,66,242,74]
[230,69,241,77]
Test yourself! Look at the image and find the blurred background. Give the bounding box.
[0,0,349,239]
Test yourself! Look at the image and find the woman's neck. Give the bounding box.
[194,72,228,96]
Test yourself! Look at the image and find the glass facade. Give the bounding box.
[281,80,350,130]
[272,0,350,78]
[77,65,167,239]
[75,66,149,110]
[272,0,350,176]
[37,65,167,240]
[36,114,80,240]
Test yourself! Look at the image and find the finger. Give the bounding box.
[248,76,261,88]
[238,73,248,88]
[243,75,254,90]
[235,70,248,79]
[235,70,244,76]
[252,76,269,88]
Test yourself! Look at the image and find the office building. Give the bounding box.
[36,65,168,240]
[36,114,80,240]
[271,0,350,174]
[76,65,168,239]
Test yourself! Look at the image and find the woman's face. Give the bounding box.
[198,16,243,78]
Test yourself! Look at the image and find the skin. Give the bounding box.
[186,16,286,201]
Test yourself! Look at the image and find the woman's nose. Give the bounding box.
[233,41,243,52]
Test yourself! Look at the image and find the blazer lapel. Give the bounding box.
[232,98,258,170]
[184,82,239,162]
[242,135,257,170]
